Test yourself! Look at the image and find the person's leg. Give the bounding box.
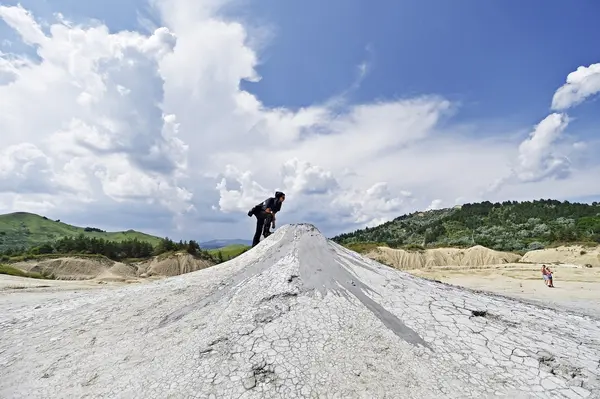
[252,215,265,247]
[248,204,258,217]
[262,214,272,238]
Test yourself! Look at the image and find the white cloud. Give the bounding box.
[514,113,571,182]
[214,161,406,228]
[552,63,600,110]
[215,165,272,213]
[426,199,443,211]
[0,143,57,194]
[0,4,47,45]
[0,1,599,241]
[489,59,600,194]
[331,182,408,226]
[0,4,191,216]
[281,158,339,195]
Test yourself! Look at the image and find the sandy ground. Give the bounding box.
[408,262,600,318]
[0,274,161,294]
[364,243,600,318]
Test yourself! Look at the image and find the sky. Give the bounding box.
[1,0,599,242]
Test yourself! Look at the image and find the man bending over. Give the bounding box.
[248,191,286,247]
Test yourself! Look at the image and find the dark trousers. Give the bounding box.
[252,213,273,247]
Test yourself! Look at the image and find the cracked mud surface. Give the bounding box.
[1,224,599,398]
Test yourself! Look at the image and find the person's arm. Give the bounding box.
[264,198,276,214]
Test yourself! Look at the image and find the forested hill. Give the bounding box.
[0,212,162,252]
[0,212,216,263]
[332,199,600,252]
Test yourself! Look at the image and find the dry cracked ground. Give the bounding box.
[0,224,599,398]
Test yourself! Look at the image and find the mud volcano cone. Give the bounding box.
[1,224,599,398]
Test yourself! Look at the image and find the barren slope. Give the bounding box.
[137,252,214,277]
[12,257,114,280]
[8,252,215,282]
[521,245,600,267]
[367,245,521,270]
[0,224,599,398]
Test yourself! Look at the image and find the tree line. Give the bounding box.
[0,234,215,262]
[333,199,600,252]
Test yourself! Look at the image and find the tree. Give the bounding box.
[187,240,201,255]
[331,199,600,250]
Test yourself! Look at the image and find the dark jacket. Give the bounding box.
[261,197,281,213]
[248,192,285,218]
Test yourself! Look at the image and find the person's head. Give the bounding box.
[275,191,286,202]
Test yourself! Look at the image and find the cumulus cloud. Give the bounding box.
[215,165,272,213]
[487,113,573,193]
[0,5,47,45]
[426,199,443,211]
[281,158,339,195]
[514,113,571,182]
[0,4,192,218]
[488,60,600,194]
[552,63,600,110]
[0,143,57,194]
[215,160,410,231]
[0,1,599,240]
[331,182,409,226]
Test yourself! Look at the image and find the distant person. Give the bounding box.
[541,265,554,288]
[247,191,286,247]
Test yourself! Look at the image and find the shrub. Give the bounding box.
[344,242,388,253]
[528,242,545,251]
[0,264,28,277]
[0,264,55,279]
[403,244,425,252]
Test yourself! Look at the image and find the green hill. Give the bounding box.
[0,212,162,252]
[208,244,250,262]
[332,199,600,252]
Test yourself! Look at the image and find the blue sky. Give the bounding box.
[240,0,600,128]
[1,0,599,241]
[6,0,599,128]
